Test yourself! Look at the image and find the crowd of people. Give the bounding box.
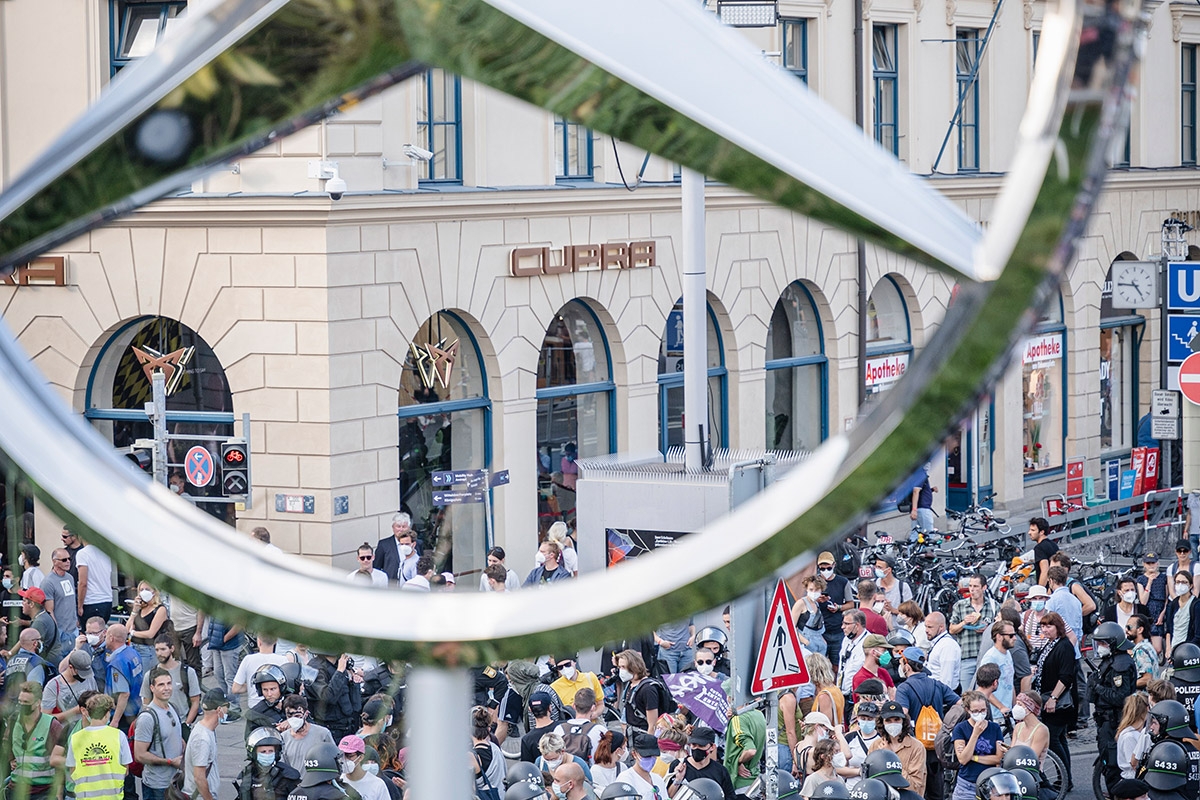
[2,515,1200,800]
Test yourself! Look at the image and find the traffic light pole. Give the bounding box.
[151,370,168,487]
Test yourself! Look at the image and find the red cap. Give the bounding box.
[18,587,45,604]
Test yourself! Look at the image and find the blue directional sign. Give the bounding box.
[432,490,486,505]
[491,469,510,487]
[1167,314,1200,362]
[432,469,488,486]
[1168,262,1200,310]
[1105,459,1120,501]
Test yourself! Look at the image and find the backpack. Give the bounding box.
[909,678,943,751]
[128,707,163,779]
[1070,576,1102,635]
[561,720,597,761]
[832,541,860,579]
[934,701,967,769]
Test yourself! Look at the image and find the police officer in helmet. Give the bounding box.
[234,727,301,800]
[1089,621,1138,789]
[244,665,288,740]
[287,742,350,800]
[848,778,894,800]
[1138,699,1200,800]
[974,769,1021,800]
[861,749,922,800]
[1168,641,1200,730]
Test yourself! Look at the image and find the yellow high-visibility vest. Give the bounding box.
[12,712,55,786]
[69,725,126,800]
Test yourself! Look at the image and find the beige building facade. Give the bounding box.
[2,0,1199,578]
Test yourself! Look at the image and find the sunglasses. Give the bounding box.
[695,658,715,665]
[285,711,306,718]
[358,555,373,561]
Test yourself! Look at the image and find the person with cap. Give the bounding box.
[43,647,97,722]
[135,667,186,800]
[893,647,956,800]
[245,664,288,741]
[591,730,627,791]
[479,547,522,592]
[860,748,922,800]
[183,688,230,800]
[951,690,1006,800]
[798,739,844,799]
[882,630,914,686]
[852,634,895,702]
[279,694,336,779]
[1166,539,1200,601]
[553,761,599,800]
[869,702,926,796]
[11,585,57,666]
[1020,586,1051,653]
[793,711,849,781]
[340,734,390,800]
[65,693,132,800]
[356,694,393,749]
[1138,552,1169,655]
[724,703,766,794]
[1089,620,1139,788]
[816,551,855,673]
[950,574,1000,695]
[286,742,347,800]
[924,613,962,696]
[550,655,604,711]
[671,726,735,800]
[520,693,560,764]
[234,727,301,800]
[840,701,881,790]
[617,731,670,800]
[1110,777,1151,800]
[873,555,912,629]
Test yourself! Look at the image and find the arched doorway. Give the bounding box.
[765,282,827,452]
[657,298,727,453]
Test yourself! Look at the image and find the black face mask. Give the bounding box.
[690,748,708,762]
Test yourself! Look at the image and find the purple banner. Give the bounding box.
[662,671,730,734]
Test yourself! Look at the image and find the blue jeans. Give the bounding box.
[776,744,793,774]
[658,645,694,674]
[916,506,936,532]
[142,785,166,800]
[960,656,977,693]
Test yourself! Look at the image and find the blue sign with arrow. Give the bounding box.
[432,469,488,486]
[432,490,486,505]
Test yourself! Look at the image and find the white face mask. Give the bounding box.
[86,634,101,647]
[560,665,576,680]
[618,668,633,683]
[819,568,834,579]
[1176,583,1190,595]
[542,757,562,770]
[341,760,356,775]
[696,663,714,676]
[1012,705,1028,721]
[832,752,847,769]
[1122,590,1137,604]
[398,544,413,557]
[1096,644,1111,658]
[815,729,829,741]
[970,712,987,723]
[874,568,886,580]
[139,589,154,603]
[536,551,547,565]
[363,763,379,776]
[170,483,182,494]
[1,578,11,590]
[286,716,305,731]
[807,591,821,602]
[385,716,393,729]
[884,722,903,737]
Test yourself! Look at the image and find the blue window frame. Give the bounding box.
[1184,44,1197,165]
[554,117,594,180]
[765,283,827,452]
[865,276,913,397]
[781,18,808,83]
[658,301,727,453]
[417,68,463,183]
[110,0,187,74]
[872,25,900,155]
[956,29,981,172]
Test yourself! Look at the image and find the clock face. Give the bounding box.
[1112,262,1157,308]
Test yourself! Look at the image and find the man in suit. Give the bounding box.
[374,512,420,585]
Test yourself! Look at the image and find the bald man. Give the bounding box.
[924,612,962,691]
[552,762,597,800]
[105,623,145,729]
[3,628,48,688]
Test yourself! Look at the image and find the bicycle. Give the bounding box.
[1092,753,1111,800]
[1040,749,1069,800]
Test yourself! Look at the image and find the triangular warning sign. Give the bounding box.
[751,579,810,695]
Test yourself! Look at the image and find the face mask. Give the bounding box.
[874,567,886,580]
[385,716,393,729]
[1031,600,1046,612]
[1096,644,1111,658]
[286,716,305,731]
[618,668,633,683]
[18,555,25,568]
[398,544,413,557]
[1,578,11,590]
[879,651,892,667]
[807,591,821,602]
[637,756,657,771]
[560,665,576,680]
[832,752,847,769]
[1122,591,1137,604]
[1012,705,1028,721]
[884,722,902,737]
[256,752,276,768]
[363,763,379,776]
[691,748,708,762]
[86,633,101,647]
[1176,583,1190,595]
[543,757,563,770]
[551,783,567,800]
[970,712,987,723]
[139,589,154,603]
[815,729,828,741]
[341,760,356,775]
[536,552,547,565]
[820,569,834,580]
[170,483,182,494]
[696,663,714,676]
[859,720,876,735]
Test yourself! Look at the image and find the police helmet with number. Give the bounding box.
[848,778,892,800]
[1148,699,1191,741]
[506,761,545,789]
[245,727,283,758]
[1092,621,1129,651]
[1000,744,1041,778]
[252,664,287,691]
[505,781,549,800]
[298,742,340,787]
[695,626,728,654]
[777,770,804,799]
[599,781,643,800]
[810,779,849,799]
[1143,740,1188,791]
[862,749,909,788]
[975,769,1022,800]
[1171,641,1200,683]
[1008,768,1039,800]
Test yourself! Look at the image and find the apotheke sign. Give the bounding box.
[865,353,909,392]
[1022,333,1063,366]
[509,241,657,277]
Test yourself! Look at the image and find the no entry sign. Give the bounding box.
[1180,353,1200,406]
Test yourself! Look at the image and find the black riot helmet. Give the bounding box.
[298,743,340,787]
[599,782,643,800]
[1001,744,1041,779]
[1148,699,1191,742]
[245,727,283,759]
[975,769,1022,800]
[506,761,545,790]
[1092,621,1130,651]
[848,778,892,800]
[1170,641,1200,683]
[1143,740,1188,791]
[862,749,909,788]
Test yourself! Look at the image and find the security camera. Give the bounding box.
[326,175,347,201]
[402,143,434,162]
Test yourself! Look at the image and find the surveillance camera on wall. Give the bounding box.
[326,176,347,201]
[402,143,434,162]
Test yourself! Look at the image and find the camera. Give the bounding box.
[402,143,434,162]
[326,176,347,201]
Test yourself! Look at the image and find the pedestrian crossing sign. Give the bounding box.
[751,579,810,694]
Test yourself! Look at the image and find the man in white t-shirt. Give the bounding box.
[74,538,114,625]
[231,633,289,707]
[337,735,390,800]
[346,543,388,587]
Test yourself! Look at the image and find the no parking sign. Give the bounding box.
[184,446,214,487]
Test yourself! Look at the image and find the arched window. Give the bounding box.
[657,299,727,453]
[398,312,490,574]
[535,300,615,533]
[85,317,235,521]
[1101,257,1144,454]
[766,283,827,451]
[1022,292,1066,474]
[864,276,912,395]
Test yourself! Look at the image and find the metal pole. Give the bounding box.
[682,167,708,471]
[151,371,168,486]
[765,691,778,800]
[407,667,471,799]
[242,411,254,511]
